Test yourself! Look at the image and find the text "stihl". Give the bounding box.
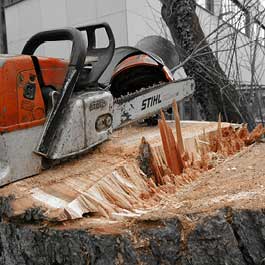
[141,94,162,110]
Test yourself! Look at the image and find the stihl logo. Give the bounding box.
[141,94,162,110]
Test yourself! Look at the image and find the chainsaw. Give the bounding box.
[0,23,194,186]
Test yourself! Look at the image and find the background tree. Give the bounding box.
[159,0,256,129]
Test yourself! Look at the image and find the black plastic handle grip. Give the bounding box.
[22,27,87,69]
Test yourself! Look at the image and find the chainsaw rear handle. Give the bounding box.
[22,27,87,70]
[22,28,87,158]
[77,23,115,85]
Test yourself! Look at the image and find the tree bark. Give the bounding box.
[0,205,265,265]
[160,0,256,129]
[0,2,8,54]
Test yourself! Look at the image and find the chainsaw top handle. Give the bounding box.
[77,23,115,86]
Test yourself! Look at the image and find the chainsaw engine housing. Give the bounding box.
[45,90,113,160]
[0,88,113,186]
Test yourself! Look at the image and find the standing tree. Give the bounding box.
[159,0,256,129]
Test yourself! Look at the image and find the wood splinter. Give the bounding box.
[172,99,185,155]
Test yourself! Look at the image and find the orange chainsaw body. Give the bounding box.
[0,55,68,133]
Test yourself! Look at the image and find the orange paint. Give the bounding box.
[112,54,173,82]
[0,55,68,134]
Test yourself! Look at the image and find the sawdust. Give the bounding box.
[173,142,265,214]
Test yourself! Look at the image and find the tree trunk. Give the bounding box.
[0,206,265,265]
[0,2,8,54]
[160,0,255,129]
